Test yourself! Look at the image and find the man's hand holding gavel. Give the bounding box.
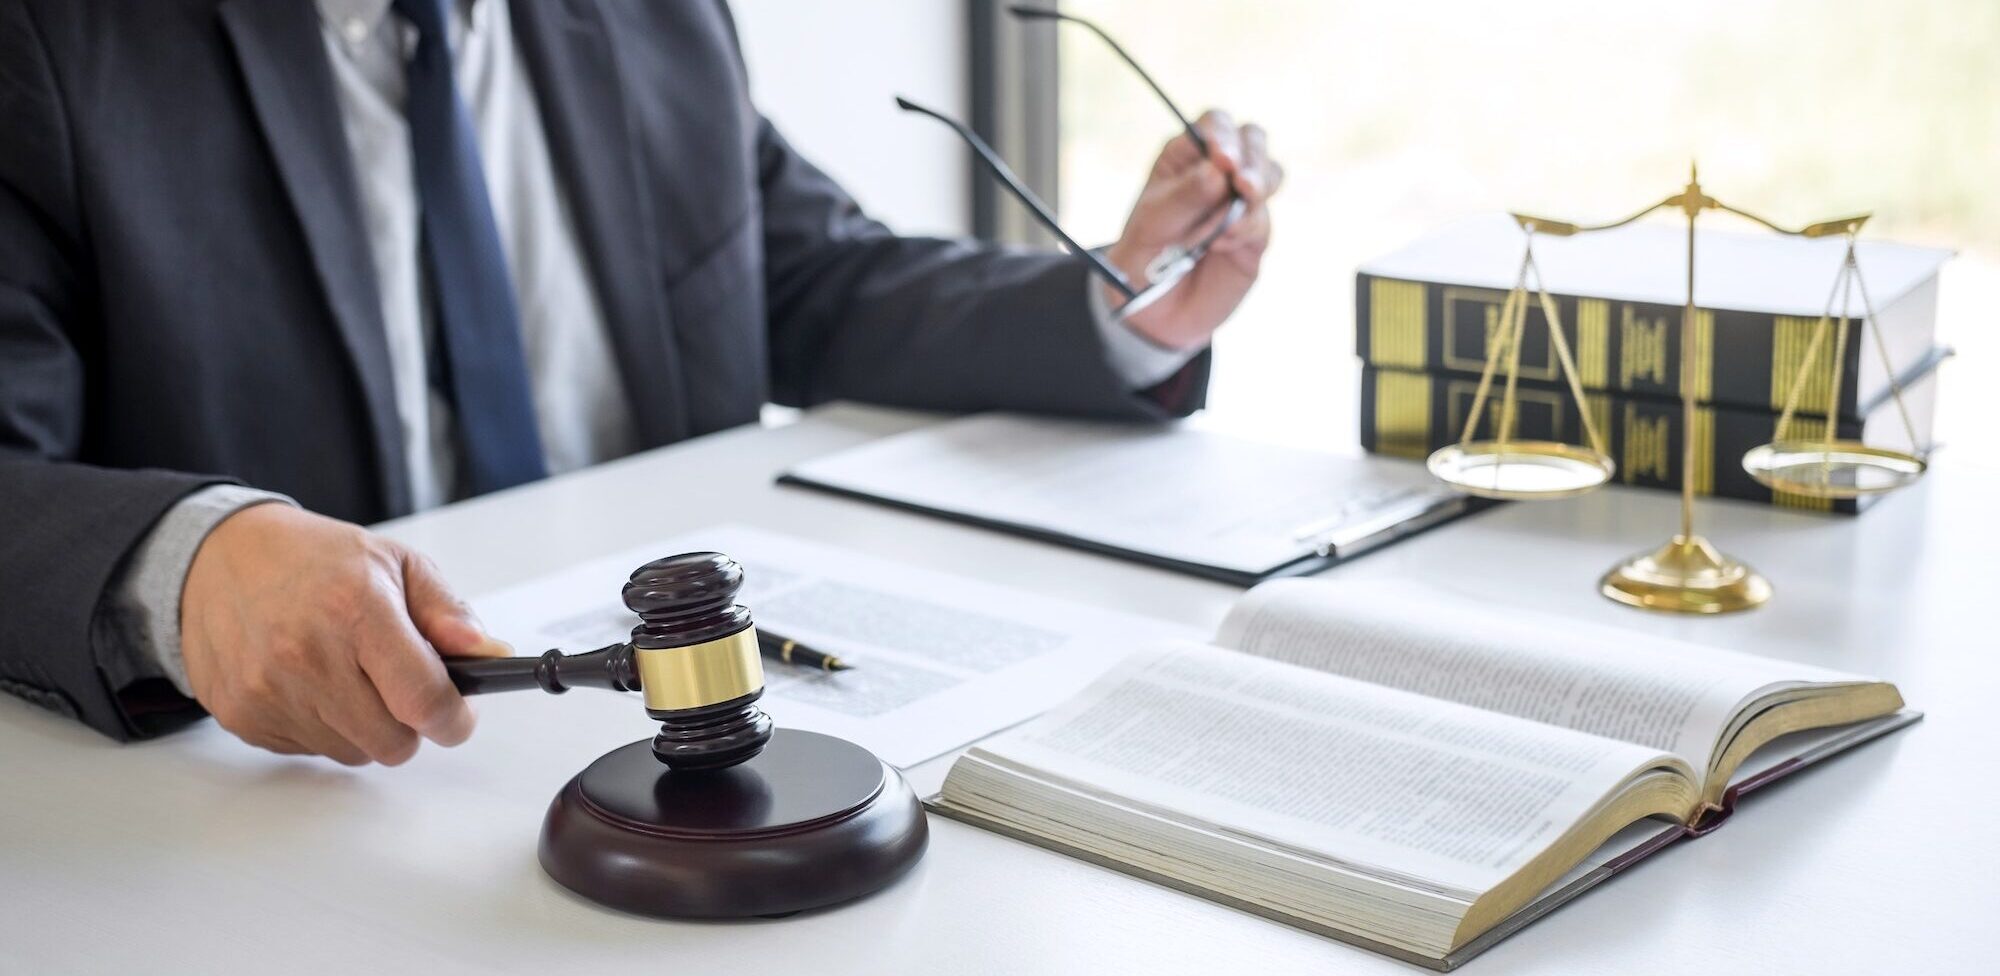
[178,503,510,766]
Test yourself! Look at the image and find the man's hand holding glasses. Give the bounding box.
[1103,107,1282,351]
[899,6,1283,362]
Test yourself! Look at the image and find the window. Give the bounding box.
[1056,0,1995,454]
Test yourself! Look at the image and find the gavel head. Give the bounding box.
[622,553,772,771]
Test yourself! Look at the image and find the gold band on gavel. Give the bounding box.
[632,627,765,712]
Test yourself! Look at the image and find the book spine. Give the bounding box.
[1358,366,1868,514]
[1355,273,1869,421]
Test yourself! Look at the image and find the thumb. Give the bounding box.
[401,550,511,659]
[1149,163,1232,236]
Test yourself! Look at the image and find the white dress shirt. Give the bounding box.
[108,0,1201,696]
[323,0,636,508]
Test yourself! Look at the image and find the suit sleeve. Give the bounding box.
[0,0,226,740]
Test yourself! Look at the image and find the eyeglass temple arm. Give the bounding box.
[1007,4,1208,158]
[1010,3,1247,233]
[894,96,1137,299]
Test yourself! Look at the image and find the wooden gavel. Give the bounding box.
[443,552,772,772]
[441,553,925,919]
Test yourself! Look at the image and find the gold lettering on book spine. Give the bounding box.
[1623,404,1671,483]
[1373,371,1431,459]
[1770,315,1835,415]
[1691,310,1714,402]
[1577,299,1610,388]
[1369,279,1427,369]
[1620,306,1670,388]
[1586,393,1613,456]
[1446,287,1555,379]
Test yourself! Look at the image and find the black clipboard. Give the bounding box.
[775,472,1487,587]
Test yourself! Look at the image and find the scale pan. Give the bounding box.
[1742,440,1926,499]
[1428,441,1615,500]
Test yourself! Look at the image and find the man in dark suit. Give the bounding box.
[0,0,1279,763]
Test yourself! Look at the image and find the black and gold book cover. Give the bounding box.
[1354,272,1944,421]
[1357,359,1942,514]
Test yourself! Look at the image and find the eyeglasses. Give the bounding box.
[896,5,1246,321]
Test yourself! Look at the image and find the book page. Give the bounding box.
[1215,579,1868,773]
[471,525,1193,768]
[784,413,1461,575]
[968,642,1686,895]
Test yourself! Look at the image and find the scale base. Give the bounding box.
[539,729,927,919]
[1600,534,1771,614]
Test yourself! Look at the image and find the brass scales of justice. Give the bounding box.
[1426,164,1930,613]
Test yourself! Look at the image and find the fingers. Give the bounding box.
[1235,124,1283,203]
[232,714,368,766]
[350,553,479,748]
[357,626,478,750]
[212,631,412,765]
[1193,109,1242,175]
[403,550,509,659]
[262,735,311,756]
[1154,163,1235,238]
[1195,115,1277,261]
[315,665,422,766]
[1153,108,1240,178]
[1187,195,1246,247]
[1166,110,1280,211]
[285,716,373,767]
[1211,124,1276,257]
[1211,202,1273,260]
[1153,126,1206,176]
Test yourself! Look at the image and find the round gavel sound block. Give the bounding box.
[537,553,927,918]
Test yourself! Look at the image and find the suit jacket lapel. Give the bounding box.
[218,0,412,514]
[510,0,688,447]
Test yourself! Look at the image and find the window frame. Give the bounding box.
[967,1,1063,246]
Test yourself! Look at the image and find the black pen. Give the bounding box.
[757,630,852,671]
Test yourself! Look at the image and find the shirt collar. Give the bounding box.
[317,0,487,36]
[317,0,395,36]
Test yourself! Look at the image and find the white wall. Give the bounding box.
[729,1,972,238]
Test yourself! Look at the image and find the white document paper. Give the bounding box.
[784,414,1460,576]
[470,524,1194,768]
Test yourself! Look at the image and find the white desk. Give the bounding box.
[3,403,1993,974]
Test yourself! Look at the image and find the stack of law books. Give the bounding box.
[1353,215,1952,512]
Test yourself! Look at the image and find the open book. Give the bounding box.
[930,581,1916,969]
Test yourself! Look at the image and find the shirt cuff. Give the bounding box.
[97,485,297,697]
[1086,269,1206,390]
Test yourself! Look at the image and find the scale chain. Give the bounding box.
[1496,241,1537,450]
[1526,252,1610,460]
[1849,243,1926,455]
[1456,247,1532,447]
[1772,251,1852,443]
[1824,252,1857,456]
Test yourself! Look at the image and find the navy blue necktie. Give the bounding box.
[395,0,547,495]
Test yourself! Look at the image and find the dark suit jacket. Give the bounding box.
[0,0,1208,741]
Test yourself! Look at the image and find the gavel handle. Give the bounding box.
[443,643,641,697]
